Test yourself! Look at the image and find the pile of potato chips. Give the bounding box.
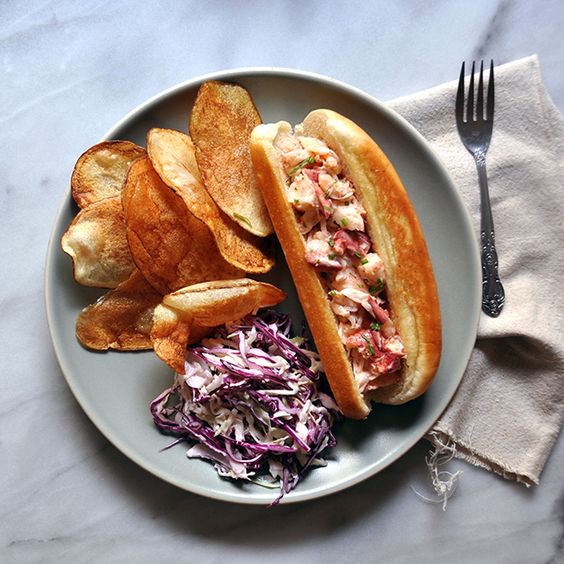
[62,81,286,373]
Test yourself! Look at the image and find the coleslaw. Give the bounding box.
[151,311,340,504]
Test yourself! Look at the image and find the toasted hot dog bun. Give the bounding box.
[250,109,441,419]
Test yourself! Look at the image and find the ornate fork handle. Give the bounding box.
[481,229,505,316]
[476,155,505,317]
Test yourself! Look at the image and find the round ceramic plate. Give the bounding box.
[45,68,481,505]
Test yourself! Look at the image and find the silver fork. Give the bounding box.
[456,60,505,317]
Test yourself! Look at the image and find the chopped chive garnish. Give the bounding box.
[328,253,336,260]
[361,334,375,355]
[370,322,381,331]
[289,156,315,175]
[328,238,335,247]
[369,278,384,295]
[354,251,362,258]
[233,213,253,229]
[360,258,369,265]
[328,290,337,297]
[340,218,349,227]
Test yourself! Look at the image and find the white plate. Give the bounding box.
[45,68,481,504]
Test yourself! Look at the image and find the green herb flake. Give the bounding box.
[370,322,381,331]
[328,238,335,247]
[233,213,253,229]
[354,251,362,259]
[369,278,384,295]
[328,252,336,260]
[361,334,375,355]
[360,258,369,265]
[328,290,337,297]
[289,156,316,175]
[340,218,349,227]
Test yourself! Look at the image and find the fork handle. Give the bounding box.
[476,156,505,317]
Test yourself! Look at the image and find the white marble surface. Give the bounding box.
[2,1,563,562]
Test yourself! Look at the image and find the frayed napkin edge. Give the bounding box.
[426,428,537,487]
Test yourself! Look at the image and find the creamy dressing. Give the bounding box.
[275,131,406,392]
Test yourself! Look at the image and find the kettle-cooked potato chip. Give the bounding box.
[150,304,191,373]
[151,278,286,372]
[189,81,273,237]
[122,157,243,295]
[151,305,212,374]
[61,196,135,288]
[76,269,162,350]
[147,128,274,274]
[71,141,146,208]
[162,278,286,326]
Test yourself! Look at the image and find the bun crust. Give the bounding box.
[251,110,441,418]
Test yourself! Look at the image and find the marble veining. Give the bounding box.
[473,0,512,60]
[545,489,564,564]
[2,1,563,563]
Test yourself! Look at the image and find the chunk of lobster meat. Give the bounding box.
[297,136,341,174]
[288,172,318,212]
[331,199,365,231]
[319,174,354,200]
[330,267,368,292]
[333,229,372,257]
[358,252,385,284]
[304,233,343,270]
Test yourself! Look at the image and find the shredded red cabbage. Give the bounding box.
[150,311,340,504]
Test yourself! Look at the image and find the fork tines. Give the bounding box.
[456,60,494,124]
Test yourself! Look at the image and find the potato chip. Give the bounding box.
[151,305,212,373]
[61,196,135,288]
[163,278,286,326]
[76,269,162,350]
[147,127,274,273]
[151,278,286,372]
[122,157,243,295]
[71,141,146,208]
[150,305,191,373]
[189,81,273,237]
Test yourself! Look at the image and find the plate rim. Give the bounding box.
[45,66,481,504]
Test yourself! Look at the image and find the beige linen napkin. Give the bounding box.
[388,55,564,486]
